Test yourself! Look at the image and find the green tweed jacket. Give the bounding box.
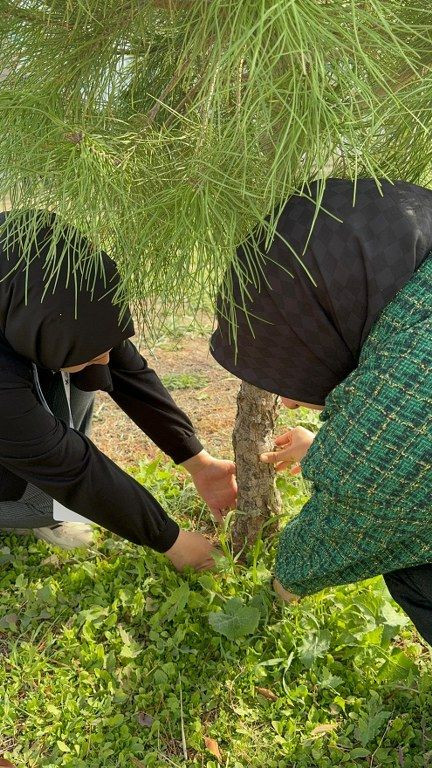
[275,254,432,596]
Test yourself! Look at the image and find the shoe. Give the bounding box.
[2,522,93,550]
[23,522,94,550]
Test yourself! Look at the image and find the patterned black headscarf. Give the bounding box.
[211,179,432,405]
[0,210,134,381]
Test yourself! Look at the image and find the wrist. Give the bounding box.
[181,449,212,476]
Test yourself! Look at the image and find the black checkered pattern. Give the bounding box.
[211,178,432,404]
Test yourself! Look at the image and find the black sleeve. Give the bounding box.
[0,367,179,552]
[108,340,204,464]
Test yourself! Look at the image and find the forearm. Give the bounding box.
[109,341,203,463]
[0,424,179,552]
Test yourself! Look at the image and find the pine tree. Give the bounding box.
[0,0,431,547]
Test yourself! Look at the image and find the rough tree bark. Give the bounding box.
[232,381,281,553]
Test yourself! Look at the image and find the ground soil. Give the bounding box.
[92,335,239,467]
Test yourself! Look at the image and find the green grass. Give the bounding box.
[161,373,210,391]
[0,458,431,768]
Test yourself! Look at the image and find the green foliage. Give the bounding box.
[0,459,431,767]
[0,1,431,332]
[354,694,392,748]
[298,629,332,668]
[161,372,209,390]
[208,596,260,640]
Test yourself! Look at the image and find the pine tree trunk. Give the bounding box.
[232,382,281,553]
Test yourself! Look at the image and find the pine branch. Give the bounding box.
[1,1,72,29]
[146,59,190,123]
[0,0,431,332]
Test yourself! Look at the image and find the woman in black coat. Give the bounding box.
[0,211,236,567]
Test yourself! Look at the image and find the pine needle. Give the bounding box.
[0,0,431,338]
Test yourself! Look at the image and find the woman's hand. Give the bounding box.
[182,450,237,522]
[164,529,219,571]
[273,578,299,604]
[260,426,315,474]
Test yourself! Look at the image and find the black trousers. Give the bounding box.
[384,563,432,645]
[0,378,94,528]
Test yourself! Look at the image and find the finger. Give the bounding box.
[274,432,293,446]
[273,578,299,603]
[198,549,223,571]
[260,450,288,463]
[290,463,302,476]
[274,460,292,472]
[213,504,233,519]
[221,504,235,513]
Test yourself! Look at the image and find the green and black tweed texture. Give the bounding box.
[275,254,432,595]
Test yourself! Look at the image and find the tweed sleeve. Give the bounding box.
[275,255,432,595]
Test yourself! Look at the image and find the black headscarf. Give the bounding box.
[0,210,134,388]
[211,178,432,405]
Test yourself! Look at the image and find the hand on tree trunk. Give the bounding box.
[260,426,315,474]
[182,449,237,523]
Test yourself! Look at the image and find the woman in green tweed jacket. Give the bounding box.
[211,178,432,644]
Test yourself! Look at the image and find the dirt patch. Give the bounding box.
[92,336,239,467]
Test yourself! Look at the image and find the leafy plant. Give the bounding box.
[0,457,430,767]
[208,597,260,640]
[161,373,209,391]
[354,693,392,748]
[298,629,332,669]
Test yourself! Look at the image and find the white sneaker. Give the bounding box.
[33,522,93,550]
